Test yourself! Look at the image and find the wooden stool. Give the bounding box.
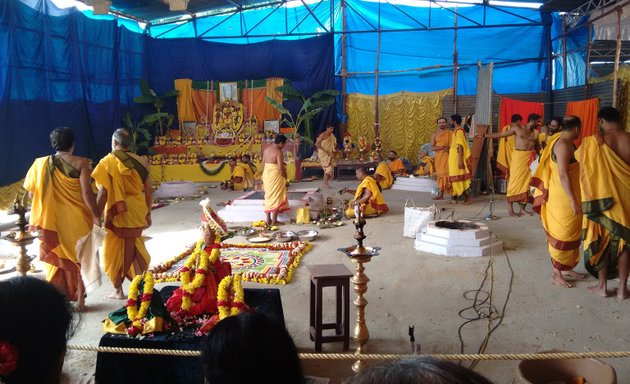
[307,264,352,352]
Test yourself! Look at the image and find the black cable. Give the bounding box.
[456,247,514,369]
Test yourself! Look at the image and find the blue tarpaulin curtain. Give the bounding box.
[0,0,334,187]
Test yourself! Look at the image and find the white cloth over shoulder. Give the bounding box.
[75,224,106,293]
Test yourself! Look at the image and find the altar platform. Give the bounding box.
[149,162,297,183]
[218,188,323,223]
[95,286,284,384]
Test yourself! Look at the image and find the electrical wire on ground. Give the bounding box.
[457,242,514,370]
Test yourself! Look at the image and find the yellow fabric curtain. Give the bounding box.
[346,90,452,162]
[0,180,26,211]
[266,78,284,105]
[174,79,196,122]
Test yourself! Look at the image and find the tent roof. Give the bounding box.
[82,0,281,23]
[82,0,546,24]
[541,0,586,11]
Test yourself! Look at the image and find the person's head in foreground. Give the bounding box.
[355,167,368,181]
[202,312,303,384]
[345,358,494,384]
[387,151,398,161]
[275,134,288,149]
[50,127,75,153]
[111,128,132,151]
[561,115,582,140]
[373,153,383,163]
[598,106,621,128]
[326,124,335,133]
[419,150,428,159]
[0,277,73,384]
[241,154,251,164]
[228,157,237,168]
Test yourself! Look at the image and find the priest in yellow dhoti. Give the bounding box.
[239,154,257,190]
[315,125,337,188]
[228,158,253,191]
[343,168,389,218]
[387,150,406,176]
[373,153,394,190]
[431,117,452,199]
[414,150,435,176]
[262,135,289,226]
[576,107,630,299]
[531,116,586,288]
[93,129,152,300]
[24,127,100,310]
[448,118,472,204]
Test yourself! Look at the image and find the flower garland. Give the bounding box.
[126,272,155,337]
[220,241,311,285]
[0,341,19,378]
[180,235,222,312]
[150,243,196,283]
[216,274,245,320]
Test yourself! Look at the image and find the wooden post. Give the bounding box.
[341,0,348,138]
[453,6,458,113]
[374,0,381,139]
[613,8,623,108]
[562,14,568,89]
[585,22,592,98]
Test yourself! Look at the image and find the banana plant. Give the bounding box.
[265,82,339,145]
[133,79,178,136]
[122,112,153,155]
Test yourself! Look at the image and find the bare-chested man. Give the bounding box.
[480,113,540,217]
[262,135,289,226]
[431,117,452,200]
[576,107,630,299]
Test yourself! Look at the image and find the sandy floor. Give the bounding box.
[1,180,629,383]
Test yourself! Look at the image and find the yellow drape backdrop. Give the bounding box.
[0,180,26,211]
[173,79,196,122]
[346,90,452,162]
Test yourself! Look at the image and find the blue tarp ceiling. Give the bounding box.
[1,0,592,187]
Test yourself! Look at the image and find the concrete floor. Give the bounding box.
[1,180,629,383]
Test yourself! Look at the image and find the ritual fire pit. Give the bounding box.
[414,220,502,257]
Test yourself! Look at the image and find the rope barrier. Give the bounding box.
[67,344,630,361]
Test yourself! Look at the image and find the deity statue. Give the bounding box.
[373,137,383,158]
[357,136,369,161]
[343,134,354,161]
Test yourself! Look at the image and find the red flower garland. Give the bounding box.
[0,341,19,377]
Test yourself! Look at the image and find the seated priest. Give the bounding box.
[387,150,407,176]
[414,150,435,176]
[373,152,394,190]
[239,154,258,190]
[342,167,389,218]
[226,157,252,191]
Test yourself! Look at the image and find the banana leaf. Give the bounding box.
[265,96,291,115]
[133,95,156,104]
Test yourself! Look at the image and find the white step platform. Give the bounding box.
[415,220,503,257]
[217,188,323,223]
[391,176,437,193]
[154,181,199,199]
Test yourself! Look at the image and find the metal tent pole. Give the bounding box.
[613,8,623,108]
